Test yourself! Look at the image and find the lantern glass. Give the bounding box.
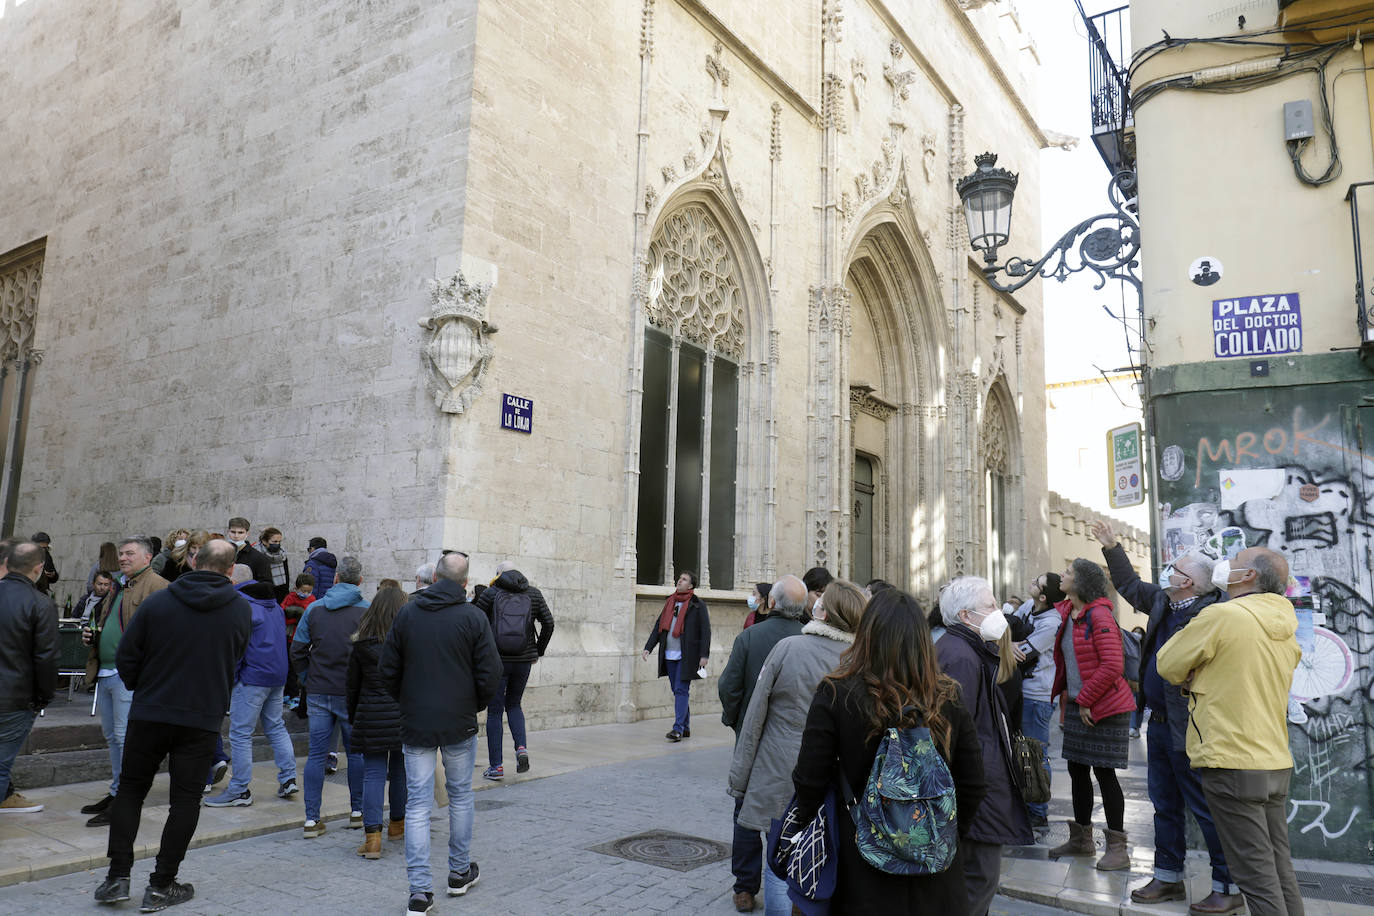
[963,185,1014,253]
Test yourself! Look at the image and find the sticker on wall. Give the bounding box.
[1211,293,1302,358]
[1189,256,1223,286]
[1159,444,1186,481]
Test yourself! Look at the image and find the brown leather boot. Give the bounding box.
[357,829,382,859]
[1049,820,1096,858]
[1130,878,1187,903]
[1096,828,1130,870]
[387,819,405,840]
[1188,891,1246,915]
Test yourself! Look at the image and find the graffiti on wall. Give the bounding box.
[1154,397,1374,861]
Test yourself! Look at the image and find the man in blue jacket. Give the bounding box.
[292,555,367,838]
[205,565,298,807]
[1091,521,1242,916]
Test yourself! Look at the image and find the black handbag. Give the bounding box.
[1012,732,1051,804]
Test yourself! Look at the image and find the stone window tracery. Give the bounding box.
[637,204,743,589]
[646,204,745,361]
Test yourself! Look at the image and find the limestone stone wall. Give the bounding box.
[0,0,1048,731]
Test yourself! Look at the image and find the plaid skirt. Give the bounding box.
[1061,701,1130,769]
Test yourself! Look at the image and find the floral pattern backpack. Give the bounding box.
[841,711,959,875]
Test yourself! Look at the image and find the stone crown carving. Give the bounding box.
[419,271,499,414]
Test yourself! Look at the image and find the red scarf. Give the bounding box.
[657,590,694,638]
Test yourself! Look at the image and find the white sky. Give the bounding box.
[1020,1,1151,528]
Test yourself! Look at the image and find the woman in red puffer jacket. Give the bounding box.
[1049,557,1137,871]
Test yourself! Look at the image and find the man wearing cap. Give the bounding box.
[1091,521,1241,915]
[30,533,59,596]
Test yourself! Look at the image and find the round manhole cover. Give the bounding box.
[589,830,730,872]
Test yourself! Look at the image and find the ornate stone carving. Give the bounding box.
[706,41,731,102]
[850,58,867,111]
[815,520,829,566]
[884,41,917,122]
[646,204,745,359]
[921,132,937,182]
[822,0,844,43]
[644,184,658,210]
[683,150,698,171]
[0,253,42,363]
[769,102,782,162]
[822,72,847,133]
[419,271,498,415]
[661,164,678,184]
[849,384,897,420]
[639,0,655,59]
[981,399,1010,474]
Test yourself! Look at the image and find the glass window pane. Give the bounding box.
[708,360,738,590]
[672,343,705,580]
[635,329,672,585]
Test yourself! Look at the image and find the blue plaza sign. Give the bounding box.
[1211,293,1303,358]
[500,393,532,433]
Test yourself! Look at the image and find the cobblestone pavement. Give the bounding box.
[1,743,1063,916]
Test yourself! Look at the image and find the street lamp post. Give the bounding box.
[956,152,1142,298]
[957,152,1158,571]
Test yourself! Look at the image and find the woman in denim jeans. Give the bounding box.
[347,586,410,859]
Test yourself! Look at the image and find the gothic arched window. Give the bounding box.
[636,204,743,589]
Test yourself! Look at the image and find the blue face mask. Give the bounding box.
[1157,566,1176,590]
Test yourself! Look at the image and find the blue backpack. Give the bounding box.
[841,713,959,875]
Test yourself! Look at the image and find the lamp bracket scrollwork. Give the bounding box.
[984,169,1140,297]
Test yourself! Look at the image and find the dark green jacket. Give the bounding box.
[717,614,803,731]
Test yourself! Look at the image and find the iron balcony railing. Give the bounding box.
[1079,3,1133,174]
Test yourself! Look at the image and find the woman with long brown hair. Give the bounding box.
[791,588,986,915]
[347,585,410,859]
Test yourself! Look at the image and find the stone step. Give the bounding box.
[14,709,313,790]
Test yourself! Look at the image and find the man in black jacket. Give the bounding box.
[225,516,272,586]
[380,552,501,915]
[30,532,59,596]
[0,542,59,814]
[1090,521,1242,915]
[471,561,554,781]
[93,539,250,913]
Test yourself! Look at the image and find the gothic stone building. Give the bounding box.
[0,0,1049,726]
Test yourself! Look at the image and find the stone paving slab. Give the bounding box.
[0,715,732,890]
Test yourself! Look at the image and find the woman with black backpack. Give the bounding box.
[790,588,986,915]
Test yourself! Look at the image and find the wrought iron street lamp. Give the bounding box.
[957,152,1141,298]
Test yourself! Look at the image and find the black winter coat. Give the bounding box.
[378,579,503,747]
[347,637,403,755]
[792,677,987,916]
[236,543,273,587]
[643,595,711,681]
[937,624,1034,847]
[0,573,59,712]
[472,570,555,663]
[1101,542,1223,750]
[117,571,251,732]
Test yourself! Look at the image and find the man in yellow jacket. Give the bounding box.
[1156,547,1303,916]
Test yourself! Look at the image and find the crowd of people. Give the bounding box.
[0,520,554,915]
[0,515,1307,916]
[663,540,1304,916]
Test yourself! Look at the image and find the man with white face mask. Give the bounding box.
[1090,521,1241,915]
[225,517,272,587]
[938,576,1032,916]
